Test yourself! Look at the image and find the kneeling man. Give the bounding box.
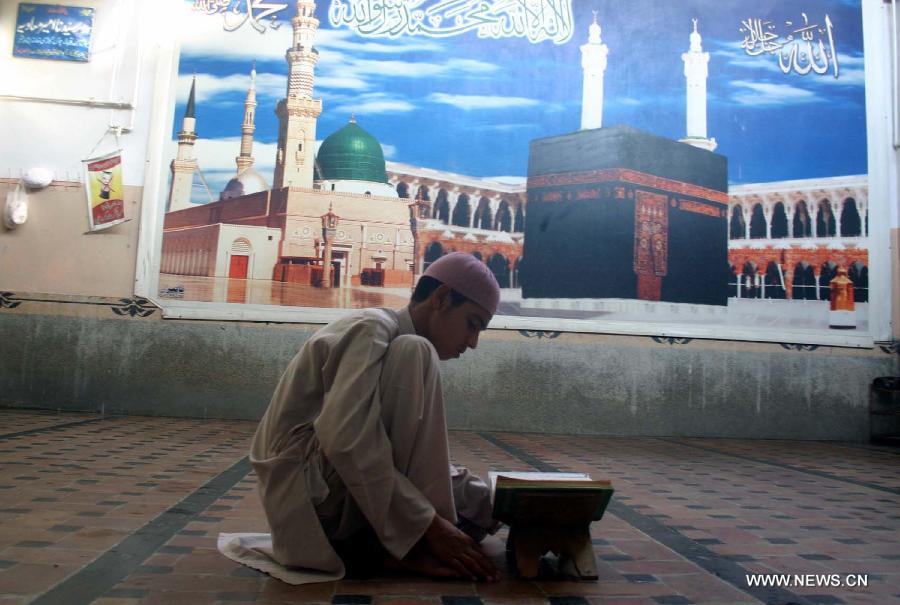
[250,252,501,582]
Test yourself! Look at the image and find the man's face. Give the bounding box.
[427,290,492,361]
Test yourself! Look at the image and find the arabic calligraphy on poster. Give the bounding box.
[13,3,94,62]
[191,0,573,43]
[192,0,289,32]
[740,12,839,77]
[330,0,573,44]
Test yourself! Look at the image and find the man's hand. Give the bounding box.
[421,513,500,582]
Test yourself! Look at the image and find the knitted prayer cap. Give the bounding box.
[423,252,500,316]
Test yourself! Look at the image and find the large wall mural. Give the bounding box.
[156,0,869,336]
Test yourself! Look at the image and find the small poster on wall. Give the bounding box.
[83,150,126,231]
[13,3,95,62]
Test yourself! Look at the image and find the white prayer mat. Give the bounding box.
[217,532,345,585]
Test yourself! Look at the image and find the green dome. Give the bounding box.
[316,119,387,184]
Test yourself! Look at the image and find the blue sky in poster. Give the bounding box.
[172,0,866,200]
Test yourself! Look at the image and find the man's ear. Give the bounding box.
[430,284,453,310]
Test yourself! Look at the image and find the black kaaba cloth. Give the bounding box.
[521,125,729,306]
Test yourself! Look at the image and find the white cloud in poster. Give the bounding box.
[730,81,821,106]
[713,47,783,73]
[443,59,500,74]
[198,138,278,174]
[332,95,416,114]
[348,58,447,77]
[316,28,441,54]
[218,53,500,126]
[830,53,866,86]
[428,93,540,110]
[176,72,286,104]
[315,75,370,91]
[315,48,352,68]
[175,71,373,105]
[345,56,498,78]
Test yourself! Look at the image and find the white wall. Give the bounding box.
[0,0,167,186]
[0,0,174,298]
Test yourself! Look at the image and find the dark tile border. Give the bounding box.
[547,597,589,605]
[0,293,157,317]
[333,595,373,604]
[0,417,109,441]
[440,597,483,605]
[478,432,815,605]
[29,456,251,605]
[657,438,900,497]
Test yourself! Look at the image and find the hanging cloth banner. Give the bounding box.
[83,149,125,231]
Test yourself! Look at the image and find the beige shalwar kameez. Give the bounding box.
[218,307,494,584]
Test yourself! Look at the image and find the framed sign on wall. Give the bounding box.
[13,2,95,62]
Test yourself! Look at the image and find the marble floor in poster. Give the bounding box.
[157,274,868,332]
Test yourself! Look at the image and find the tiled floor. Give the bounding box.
[1,410,898,605]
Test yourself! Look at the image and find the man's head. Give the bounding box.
[409,252,500,360]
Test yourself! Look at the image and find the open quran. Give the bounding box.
[490,471,614,525]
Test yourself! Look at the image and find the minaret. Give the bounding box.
[680,19,717,151]
[273,0,323,189]
[167,76,198,212]
[580,11,608,130]
[236,62,257,174]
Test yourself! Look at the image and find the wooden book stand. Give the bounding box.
[492,474,612,581]
[507,523,598,580]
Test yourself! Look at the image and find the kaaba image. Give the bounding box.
[521,126,729,306]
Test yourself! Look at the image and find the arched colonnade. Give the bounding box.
[391,178,526,234]
[729,189,868,240]
[728,250,869,303]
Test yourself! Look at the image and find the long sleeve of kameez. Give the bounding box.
[312,317,435,560]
